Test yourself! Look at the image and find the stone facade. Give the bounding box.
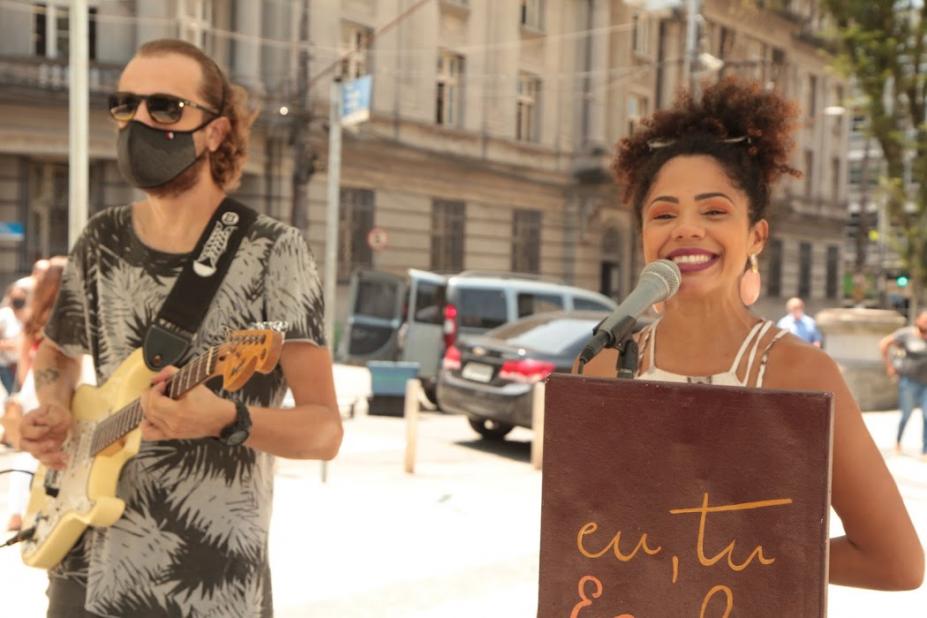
[0,0,848,330]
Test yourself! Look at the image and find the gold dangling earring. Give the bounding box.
[739,254,761,306]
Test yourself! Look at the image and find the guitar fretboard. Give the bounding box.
[89,347,218,455]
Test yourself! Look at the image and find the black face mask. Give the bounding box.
[11,298,25,310]
[116,120,210,189]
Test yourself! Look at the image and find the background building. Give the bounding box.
[0,0,848,334]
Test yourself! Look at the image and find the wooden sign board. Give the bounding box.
[538,375,833,617]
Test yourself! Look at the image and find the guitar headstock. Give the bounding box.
[214,328,285,391]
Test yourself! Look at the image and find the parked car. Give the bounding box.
[436,310,612,440]
[338,270,617,400]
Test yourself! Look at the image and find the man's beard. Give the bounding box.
[145,151,209,199]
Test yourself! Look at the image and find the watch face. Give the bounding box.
[225,429,249,446]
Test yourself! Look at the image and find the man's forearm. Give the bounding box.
[33,340,81,409]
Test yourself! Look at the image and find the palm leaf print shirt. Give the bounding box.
[43,205,325,617]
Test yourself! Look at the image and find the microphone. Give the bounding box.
[577,259,681,368]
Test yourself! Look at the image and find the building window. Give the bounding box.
[340,23,373,79]
[34,2,98,61]
[833,85,844,132]
[831,156,841,201]
[768,47,786,89]
[338,188,375,281]
[798,241,812,298]
[717,25,734,59]
[516,73,541,142]
[767,238,783,297]
[520,0,543,30]
[826,245,839,300]
[512,209,541,274]
[804,149,814,197]
[431,200,465,273]
[436,51,464,127]
[632,13,649,55]
[807,74,817,119]
[627,94,649,135]
[178,0,212,49]
[848,160,879,189]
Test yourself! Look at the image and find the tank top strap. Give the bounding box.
[741,321,776,382]
[642,316,663,374]
[755,328,789,388]
[727,320,768,376]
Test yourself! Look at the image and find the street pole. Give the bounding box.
[324,79,342,351]
[68,0,89,248]
[683,0,699,93]
[290,0,311,231]
[856,136,871,274]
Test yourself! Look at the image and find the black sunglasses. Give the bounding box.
[108,91,220,125]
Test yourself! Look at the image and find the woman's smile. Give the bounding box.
[665,248,720,273]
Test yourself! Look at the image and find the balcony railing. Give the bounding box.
[0,55,122,94]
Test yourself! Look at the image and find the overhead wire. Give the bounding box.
[0,1,717,105]
[0,0,646,58]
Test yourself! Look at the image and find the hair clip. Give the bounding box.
[646,135,752,151]
[719,136,752,145]
[646,138,676,150]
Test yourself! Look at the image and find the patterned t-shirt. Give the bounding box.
[43,204,325,617]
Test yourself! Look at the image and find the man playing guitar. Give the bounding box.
[19,39,343,617]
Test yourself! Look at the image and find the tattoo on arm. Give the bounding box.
[35,368,61,390]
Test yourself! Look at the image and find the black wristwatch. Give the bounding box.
[218,399,252,446]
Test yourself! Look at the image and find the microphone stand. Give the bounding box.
[615,333,638,380]
[576,316,639,378]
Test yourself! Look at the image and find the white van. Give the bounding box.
[337,269,617,399]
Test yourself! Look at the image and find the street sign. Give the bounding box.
[0,222,24,241]
[342,75,372,128]
[367,227,389,252]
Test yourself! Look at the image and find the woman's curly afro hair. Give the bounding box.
[613,77,801,227]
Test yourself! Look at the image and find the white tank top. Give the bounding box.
[638,317,787,388]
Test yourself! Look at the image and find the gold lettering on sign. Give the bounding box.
[576,522,663,562]
[669,493,793,572]
[699,584,733,618]
[569,575,603,618]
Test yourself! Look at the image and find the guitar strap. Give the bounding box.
[142,198,257,371]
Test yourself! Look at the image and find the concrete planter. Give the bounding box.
[816,308,905,412]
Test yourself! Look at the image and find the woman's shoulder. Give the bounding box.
[761,328,842,391]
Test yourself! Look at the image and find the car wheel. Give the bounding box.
[467,417,514,440]
[423,383,439,407]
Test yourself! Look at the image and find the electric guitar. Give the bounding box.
[19,325,285,569]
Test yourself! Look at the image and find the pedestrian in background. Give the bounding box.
[13,257,49,300]
[880,309,927,458]
[16,257,66,387]
[0,281,28,394]
[1,256,66,532]
[776,296,822,347]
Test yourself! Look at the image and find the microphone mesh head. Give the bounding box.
[641,259,682,300]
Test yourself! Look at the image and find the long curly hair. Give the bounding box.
[613,77,801,227]
[138,39,259,192]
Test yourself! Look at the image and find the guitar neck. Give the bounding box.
[89,346,218,455]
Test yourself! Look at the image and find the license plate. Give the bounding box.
[461,362,494,383]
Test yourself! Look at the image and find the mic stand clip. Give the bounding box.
[613,332,638,380]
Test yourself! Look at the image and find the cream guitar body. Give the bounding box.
[19,327,284,569]
[21,349,153,568]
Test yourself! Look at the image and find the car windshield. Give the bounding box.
[489,315,601,355]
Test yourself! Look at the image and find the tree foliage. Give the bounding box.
[822,0,927,310]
